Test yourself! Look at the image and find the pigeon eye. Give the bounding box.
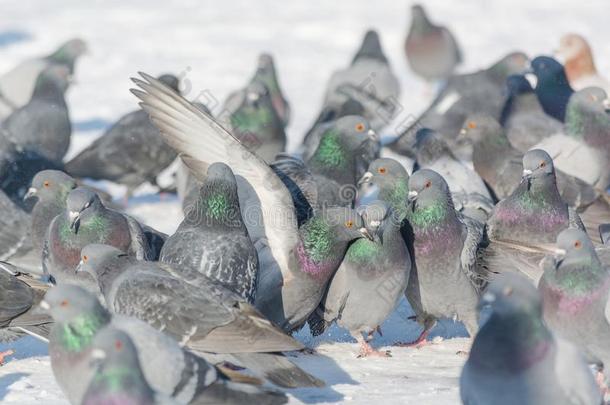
[590,95,597,102]
[115,340,123,351]
[467,121,477,129]
[503,287,513,297]
[574,241,582,249]
[82,255,88,262]
[424,180,432,189]
[60,300,69,307]
[539,161,546,168]
[345,220,354,229]
[378,167,387,174]
[43,181,50,188]
[355,123,365,132]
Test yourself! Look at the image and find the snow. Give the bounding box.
[0,0,608,403]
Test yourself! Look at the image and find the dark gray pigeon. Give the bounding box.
[221,79,286,163]
[530,56,574,122]
[539,229,610,384]
[309,201,410,357]
[64,74,181,196]
[461,273,602,405]
[0,38,86,120]
[500,74,563,152]
[0,189,32,262]
[390,51,529,158]
[75,246,323,389]
[304,30,400,135]
[160,162,258,303]
[0,64,72,163]
[132,73,371,336]
[404,4,461,82]
[43,187,156,286]
[250,53,291,127]
[42,284,288,405]
[0,262,51,363]
[402,169,488,345]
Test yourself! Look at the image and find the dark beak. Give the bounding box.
[69,211,81,234]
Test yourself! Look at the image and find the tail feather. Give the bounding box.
[230,352,325,388]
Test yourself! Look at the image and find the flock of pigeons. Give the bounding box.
[1,3,610,404]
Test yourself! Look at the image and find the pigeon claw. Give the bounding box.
[0,349,15,365]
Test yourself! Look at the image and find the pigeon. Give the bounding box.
[0,262,51,364]
[500,74,563,152]
[304,29,400,134]
[75,245,324,389]
[530,56,574,122]
[160,162,259,304]
[539,229,610,384]
[0,64,72,164]
[357,157,410,216]
[0,38,86,120]
[250,53,291,127]
[600,224,610,245]
[460,273,602,405]
[42,284,289,404]
[557,33,610,93]
[533,86,610,190]
[458,114,600,211]
[309,201,410,357]
[302,115,380,207]
[0,189,33,262]
[404,4,462,82]
[64,74,181,195]
[43,187,156,286]
[221,79,286,163]
[390,51,529,157]
[132,73,373,335]
[402,169,488,345]
[414,128,493,222]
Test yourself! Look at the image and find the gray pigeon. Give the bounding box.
[43,187,156,286]
[460,273,602,405]
[390,51,529,158]
[404,4,461,82]
[75,245,323,389]
[221,79,286,163]
[402,169,488,345]
[0,38,86,120]
[539,229,610,384]
[0,189,33,262]
[304,29,400,135]
[132,73,371,335]
[357,157,410,216]
[160,162,258,303]
[309,201,410,357]
[0,64,72,163]
[64,74,181,195]
[42,284,288,405]
[500,74,563,152]
[533,87,610,190]
[250,53,291,127]
[0,262,51,363]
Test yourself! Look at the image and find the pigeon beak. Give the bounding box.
[522,169,533,179]
[358,227,374,241]
[24,187,37,201]
[69,211,81,233]
[367,129,378,142]
[408,190,418,211]
[90,349,107,361]
[357,172,374,187]
[247,92,259,102]
[477,291,496,310]
[524,73,538,88]
[75,260,84,272]
[603,99,610,110]
[458,128,467,137]
[36,300,51,314]
[553,248,567,266]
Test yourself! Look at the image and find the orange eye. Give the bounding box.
[43,181,50,188]
[60,300,69,307]
[574,241,582,249]
[355,123,365,132]
[503,287,513,297]
[345,220,354,228]
[467,121,477,129]
[540,161,546,168]
[590,95,598,102]
[82,255,88,262]
[424,180,432,188]
[115,340,123,350]
[378,167,387,174]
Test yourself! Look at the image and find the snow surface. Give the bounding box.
[0,0,608,403]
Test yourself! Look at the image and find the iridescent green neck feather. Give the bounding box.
[60,312,108,352]
[408,200,449,228]
[59,215,108,243]
[346,238,380,263]
[380,178,408,217]
[301,217,335,262]
[311,130,347,169]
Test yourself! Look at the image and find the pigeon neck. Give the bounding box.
[297,217,345,281]
[32,77,66,102]
[378,177,409,217]
[186,182,244,231]
[86,364,154,403]
[309,130,356,184]
[230,103,274,137]
[546,256,607,296]
[470,312,552,373]
[47,49,77,72]
[57,311,110,352]
[565,102,609,147]
[345,238,381,264]
[408,198,456,230]
[95,258,128,296]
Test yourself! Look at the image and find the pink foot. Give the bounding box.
[595,371,608,397]
[0,349,15,365]
[394,330,430,349]
[357,341,391,358]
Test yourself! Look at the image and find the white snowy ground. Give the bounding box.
[0,0,609,403]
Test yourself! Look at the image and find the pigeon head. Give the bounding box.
[359,158,409,189]
[89,326,140,370]
[480,273,542,319]
[352,29,387,64]
[415,128,454,165]
[505,74,534,96]
[157,74,180,94]
[410,4,429,25]
[25,170,77,203]
[569,87,608,112]
[557,33,590,62]
[408,169,452,213]
[334,115,378,149]
[76,244,126,281]
[48,38,87,69]
[34,64,71,94]
[243,81,271,108]
[487,52,529,83]
[253,53,279,91]
[553,229,599,270]
[458,114,510,159]
[41,284,109,326]
[66,188,103,233]
[531,56,569,88]
[522,149,555,187]
[321,207,372,243]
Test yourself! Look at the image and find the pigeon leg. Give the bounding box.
[595,370,608,397]
[0,349,15,365]
[356,334,391,358]
[394,318,436,348]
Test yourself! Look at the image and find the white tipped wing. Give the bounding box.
[131,73,298,274]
